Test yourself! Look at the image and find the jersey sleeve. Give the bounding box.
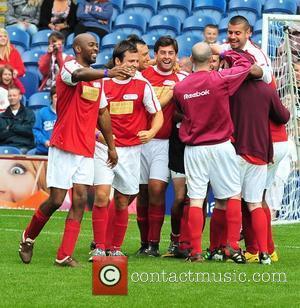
[99,83,108,109]
[142,82,162,114]
[61,60,82,86]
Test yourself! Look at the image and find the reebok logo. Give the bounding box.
[184,90,210,100]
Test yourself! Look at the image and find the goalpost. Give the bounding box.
[262,14,300,221]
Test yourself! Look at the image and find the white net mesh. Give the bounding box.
[264,15,300,221]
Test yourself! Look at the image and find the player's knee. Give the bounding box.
[94,190,110,207]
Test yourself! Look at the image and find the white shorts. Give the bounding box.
[47,146,94,189]
[140,139,170,184]
[238,156,267,203]
[184,141,241,200]
[94,142,142,195]
[170,170,186,179]
[266,141,289,189]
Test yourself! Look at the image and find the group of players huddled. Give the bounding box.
[19,15,290,267]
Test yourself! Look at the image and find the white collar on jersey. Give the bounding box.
[153,65,174,76]
[112,77,132,84]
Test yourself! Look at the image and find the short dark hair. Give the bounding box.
[48,31,65,43]
[50,85,56,98]
[112,40,138,65]
[8,86,21,93]
[127,34,147,46]
[204,24,219,32]
[154,36,178,54]
[229,15,251,30]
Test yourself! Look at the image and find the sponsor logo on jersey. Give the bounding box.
[163,80,176,86]
[184,90,210,100]
[93,82,102,88]
[123,94,138,100]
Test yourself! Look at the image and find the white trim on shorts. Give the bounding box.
[47,146,94,189]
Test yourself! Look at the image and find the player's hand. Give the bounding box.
[210,44,222,55]
[137,130,155,144]
[107,148,118,168]
[108,64,135,79]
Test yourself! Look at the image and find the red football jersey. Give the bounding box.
[50,59,107,157]
[103,76,161,147]
[142,66,186,139]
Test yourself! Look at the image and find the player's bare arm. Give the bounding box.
[98,108,118,168]
[137,110,164,144]
[159,86,174,108]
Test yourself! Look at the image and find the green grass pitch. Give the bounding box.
[1,209,299,307]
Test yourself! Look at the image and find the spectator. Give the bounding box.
[178,56,193,74]
[39,0,77,38]
[74,0,113,39]
[38,31,67,90]
[0,64,25,112]
[6,0,42,36]
[33,86,57,155]
[0,0,7,28]
[0,87,35,153]
[203,24,219,44]
[0,28,25,77]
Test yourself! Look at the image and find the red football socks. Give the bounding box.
[251,207,268,253]
[263,206,275,254]
[179,205,191,250]
[148,204,165,243]
[111,207,128,250]
[105,199,115,250]
[242,204,259,254]
[136,204,149,245]
[56,219,80,260]
[226,198,242,250]
[25,209,50,240]
[188,207,203,255]
[92,206,108,250]
[209,208,226,250]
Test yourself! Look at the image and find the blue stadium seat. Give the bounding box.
[218,16,231,33]
[228,11,257,27]
[0,146,22,154]
[148,15,181,37]
[124,0,157,22]
[19,71,40,101]
[193,0,226,24]
[6,26,30,53]
[141,34,160,49]
[251,33,262,47]
[113,13,147,36]
[64,48,75,56]
[31,30,53,52]
[111,0,124,22]
[22,50,45,73]
[158,0,192,23]
[263,0,297,15]
[28,92,51,110]
[101,32,128,53]
[65,33,74,49]
[228,0,262,16]
[182,16,216,37]
[92,53,112,69]
[178,47,191,59]
[176,34,201,52]
[218,31,228,44]
[26,148,37,155]
[254,19,262,35]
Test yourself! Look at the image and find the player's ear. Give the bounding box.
[115,57,122,66]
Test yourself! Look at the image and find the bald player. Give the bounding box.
[19,33,131,267]
[174,42,251,262]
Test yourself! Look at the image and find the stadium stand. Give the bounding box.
[148,14,181,37]
[263,0,297,15]
[182,15,216,38]
[113,13,147,36]
[20,71,40,101]
[0,146,22,154]
[6,26,30,53]
[254,19,262,35]
[22,50,45,74]
[158,0,192,23]
[31,29,53,52]
[27,92,51,110]
[124,0,157,23]
[193,0,226,24]
[101,32,128,54]
[92,53,112,69]
[111,0,124,21]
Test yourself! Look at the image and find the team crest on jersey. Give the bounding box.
[123,94,138,100]
[163,80,176,86]
[93,82,102,88]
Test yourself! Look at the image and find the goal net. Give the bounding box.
[262,14,300,221]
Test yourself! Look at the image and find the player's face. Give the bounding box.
[155,45,177,72]
[120,51,139,74]
[137,43,150,71]
[209,55,221,71]
[1,68,13,85]
[204,28,218,44]
[0,160,36,203]
[227,23,250,50]
[8,89,21,107]
[81,38,99,64]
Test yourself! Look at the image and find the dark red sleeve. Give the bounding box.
[38,53,52,77]
[10,46,25,77]
[269,89,290,125]
[13,77,25,94]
